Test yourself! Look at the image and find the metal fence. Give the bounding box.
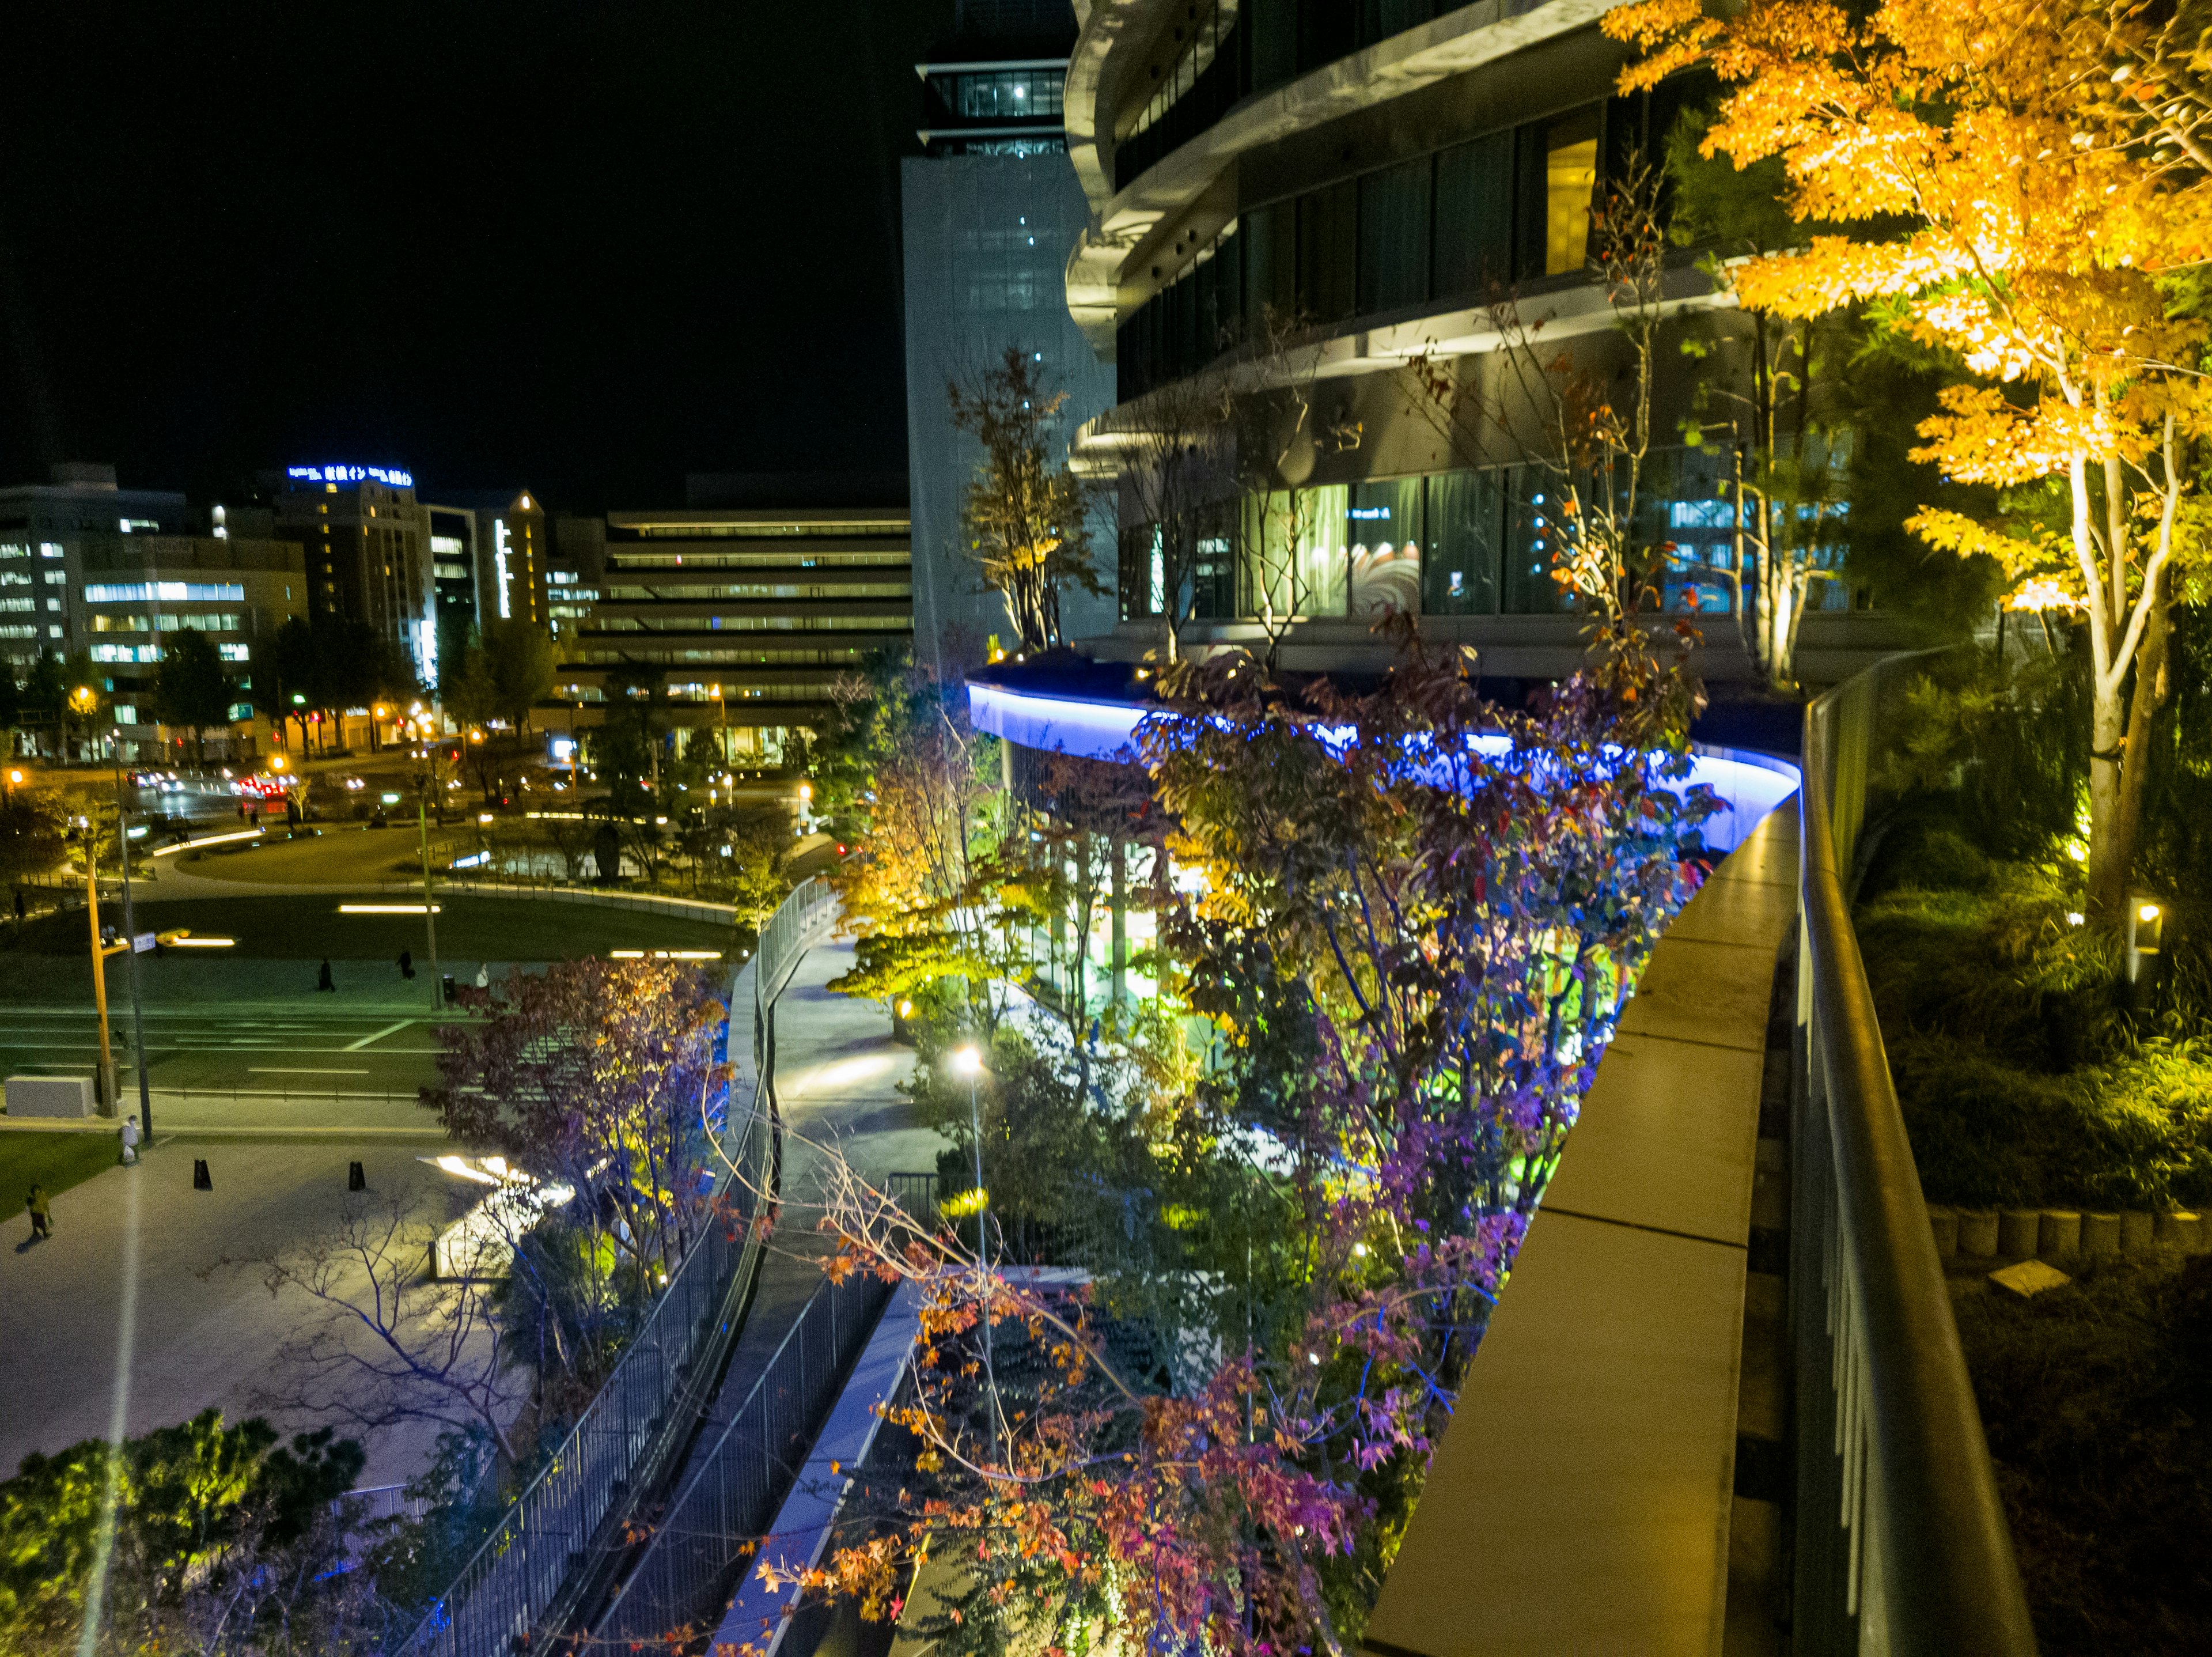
[883,1171,940,1219]
[590,1271,891,1651]
[1793,658,2038,1654]
[400,877,840,1657]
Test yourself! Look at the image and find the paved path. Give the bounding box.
[0,1143,468,1488]
[707,936,946,1432]
[771,940,948,1210]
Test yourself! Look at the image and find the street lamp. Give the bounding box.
[950,1043,998,1464]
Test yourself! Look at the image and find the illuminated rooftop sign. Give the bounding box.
[287,463,414,488]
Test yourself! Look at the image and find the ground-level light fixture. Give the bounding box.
[951,1046,981,1078]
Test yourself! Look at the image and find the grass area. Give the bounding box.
[1953,1254,2212,1655]
[0,1130,121,1217]
[0,895,748,963]
[1856,815,2212,1210]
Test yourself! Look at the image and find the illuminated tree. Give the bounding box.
[824,655,1014,1024]
[426,958,730,1281]
[949,347,1107,655]
[1608,0,2212,918]
[781,625,1715,1657]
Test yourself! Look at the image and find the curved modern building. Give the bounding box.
[1055,0,1907,684]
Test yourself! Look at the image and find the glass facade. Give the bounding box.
[1121,450,1796,624]
[1114,0,1469,190]
[1118,100,1643,399]
[902,150,1119,661]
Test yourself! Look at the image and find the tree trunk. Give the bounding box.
[2098,569,2173,920]
[2086,672,2131,922]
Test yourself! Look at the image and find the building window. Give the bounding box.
[1347,479,1423,615]
[1537,110,1601,277]
[1423,470,1505,616]
[1357,157,1431,315]
[84,581,246,604]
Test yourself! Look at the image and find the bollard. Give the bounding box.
[2081,1212,2121,1258]
[192,1158,212,1191]
[2119,1210,2157,1256]
[2038,1210,2082,1262]
[1956,1209,1999,1257]
[1998,1209,2040,1258]
[349,1160,366,1192]
[1927,1205,1959,1258]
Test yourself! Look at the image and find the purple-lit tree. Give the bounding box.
[752,623,1714,1657]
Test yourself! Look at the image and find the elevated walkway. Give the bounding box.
[1366,803,1798,1657]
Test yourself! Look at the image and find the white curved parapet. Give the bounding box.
[967,682,1801,853]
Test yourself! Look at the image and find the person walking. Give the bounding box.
[317,958,336,993]
[398,948,415,980]
[120,1113,141,1166]
[25,1183,51,1242]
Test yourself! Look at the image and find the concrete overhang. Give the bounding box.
[1065,0,1632,358]
[1070,262,1734,472]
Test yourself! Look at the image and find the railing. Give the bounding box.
[401,877,840,1657]
[1793,659,2038,1654]
[883,1170,940,1219]
[589,1272,891,1649]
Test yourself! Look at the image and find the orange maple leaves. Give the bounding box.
[1608,0,2212,621]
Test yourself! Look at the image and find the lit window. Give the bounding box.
[38,542,62,558]
[1544,115,1600,277]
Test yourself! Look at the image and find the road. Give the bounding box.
[0,1003,453,1122]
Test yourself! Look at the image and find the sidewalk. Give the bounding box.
[0,1143,467,1488]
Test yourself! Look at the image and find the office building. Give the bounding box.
[555,497,913,767]
[1060,0,1900,683]
[420,487,549,633]
[274,462,436,683]
[0,464,191,668]
[902,0,1118,666]
[77,534,308,756]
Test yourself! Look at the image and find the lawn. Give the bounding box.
[0,895,748,964]
[0,1131,122,1219]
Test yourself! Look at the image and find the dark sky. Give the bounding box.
[0,0,956,512]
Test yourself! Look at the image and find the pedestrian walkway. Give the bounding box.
[0,1143,461,1488]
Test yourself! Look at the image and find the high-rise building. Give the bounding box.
[0,464,191,668]
[901,0,1118,667]
[274,462,435,681]
[555,494,912,768]
[420,487,549,634]
[1060,1,1901,685]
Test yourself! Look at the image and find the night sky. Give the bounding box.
[0,0,956,512]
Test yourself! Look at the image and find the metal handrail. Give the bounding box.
[1793,660,2037,1655]
[399,877,840,1657]
[589,1272,889,1647]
